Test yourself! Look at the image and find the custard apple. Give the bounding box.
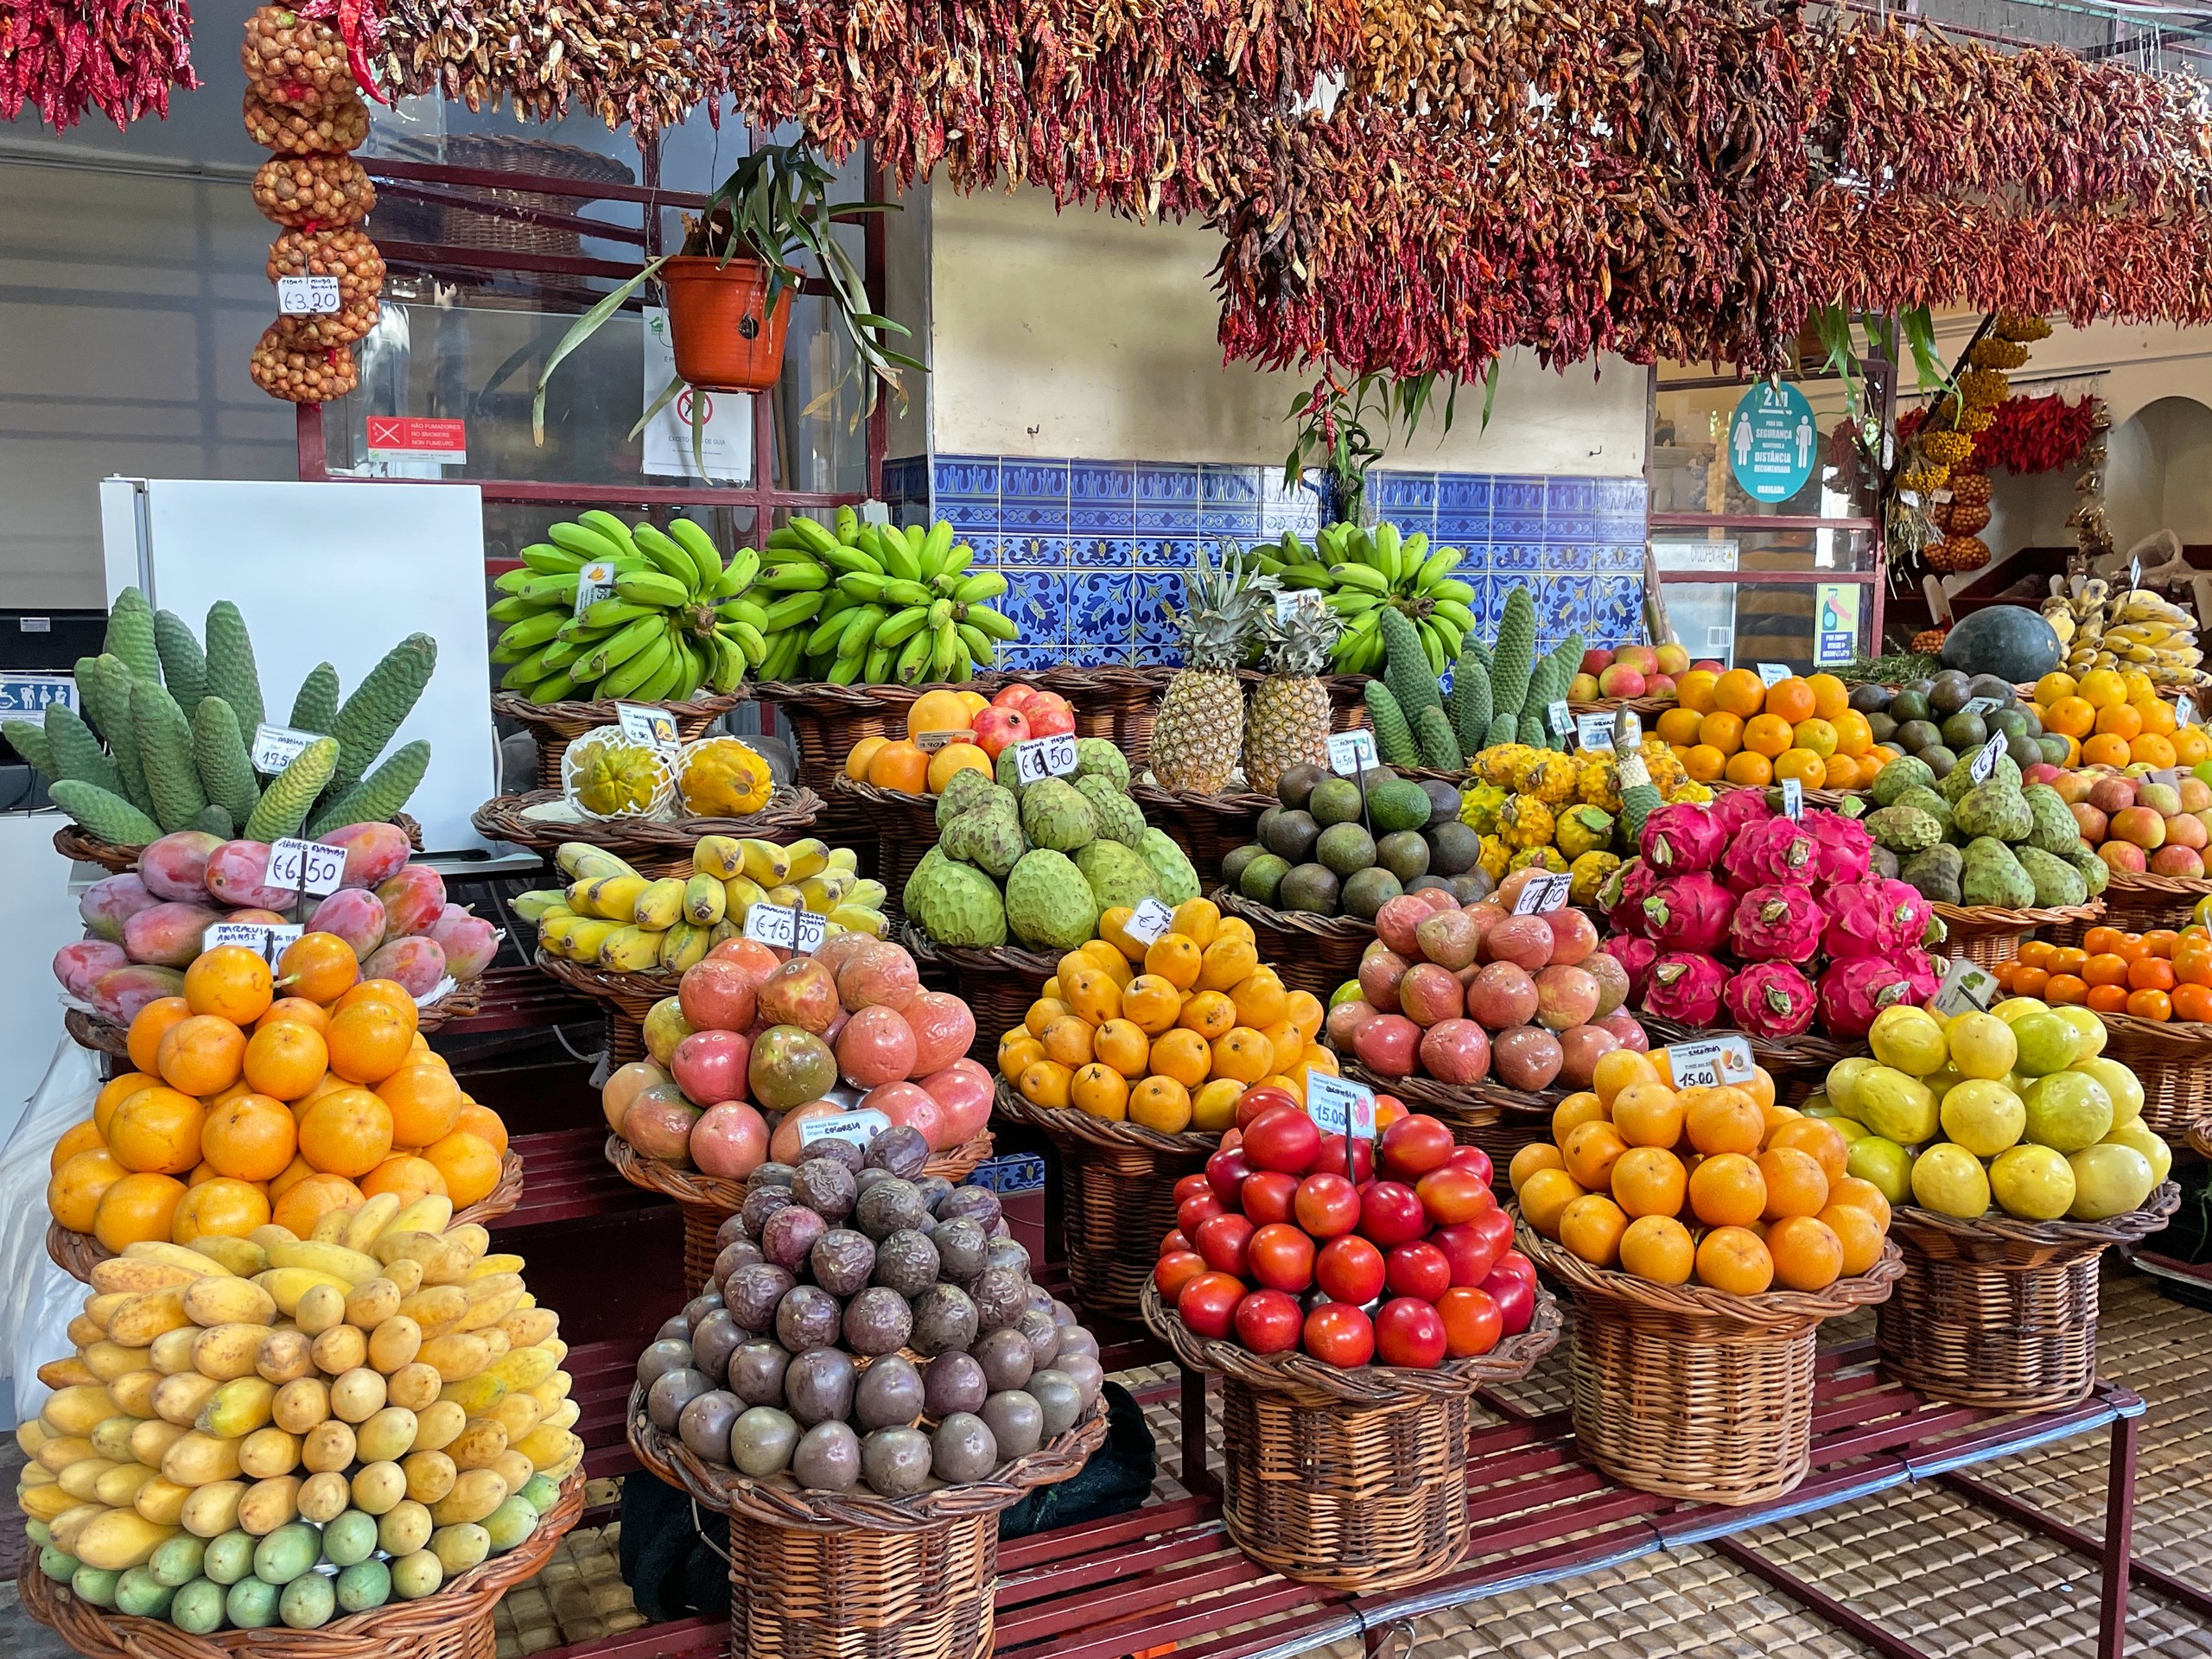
[1074,840,1159,913]
[1139,829,1201,906]
[906,848,1007,947]
[1004,849,1100,951]
[1019,777,1097,853]
[1073,738,1130,792]
[1073,774,1146,847]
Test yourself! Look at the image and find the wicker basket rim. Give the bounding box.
[473,785,823,849]
[54,814,422,869]
[753,680,1004,712]
[1138,1277,1562,1403]
[1929,898,2105,928]
[604,1129,991,1205]
[491,689,748,726]
[1128,782,1278,817]
[899,924,1065,976]
[990,1077,1222,1156]
[1338,1058,1522,1125]
[2094,1007,2212,1046]
[1518,1217,1905,1326]
[532,946,678,995]
[1887,1180,2180,1249]
[17,1472,580,1656]
[1211,885,1380,943]
[2189,1119,2212,1160]
[2098,867,2212,897]
[628,1389,1105,1532]
[830,774,938,808]
[69,978,483,1054]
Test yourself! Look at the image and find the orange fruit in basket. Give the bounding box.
[361,1154,448,1205]
[1765,1116,1848,1183]
[454,1100,507,1157]
[1757,1147,1829,1219]
[906,690,972,741]
[277,933,360,1005]
[270,1173,365,1236]
[1211,1027,1274,1084]
[92,1172,188,1251]
[376,1064,464,1147]
[51,1118,105,1172]
[1147,1029,1212,1090]
[998,1031,1046,1077]
[1793,720,1839,759]
[1198,936,1259,993]
[327,1001,414,1085]
[1819,1202,1887,1276]
[1611,1147,1688,1218]
[1069,1063,1128,1121]
[1510,1142,1567,1193]
[1741,713,1793,759]
[339,978,420,1033]
[171,1177,270,1243]
[1230,969,1288,1030]
[844,737,888,782]
[927,744,993,794]
[1128,1077,1193,1134]
[157,1015,245,1096]
[1090,1018,1148,1078]
[1684,745,1728,783]
[1517,1168,1586,1239]
[2130,733,2177,769]
[1558,1195,1630,1268]
[1656,708,1704,747]
[1561,1120,1628,1191]
[1619,1215,1696,1284]
[1713,669,1767,717]
[1017,1060,1073,1110]
[1592,1049,1659,1108]
[1039,1015,1096,1069]
[297,1087,394,1178]
[1766,1216,1843,1291]
[1675,671,1719,714]
[1688,1152,1766,1228]
[867,741,929,793]
[1144,934,1204,991]
[1724,751,1774,786]
[1060,967,1122,1025]
[243,1020,328,1102]
[1805,673,1849,721]
[200,1092,298,1182]
[127,997,194,1076]
[1697,711,1744,755]
[1695,1226,1775,1294]
[1177,991,1236,1041]
[1827,1175,1893,1229]
[2081,733,2132,768]
[1121,976,1183,1036]
[48,1147,129,1233]
[108,1087,207,1176]
[185,946,274,1026]
[257,996,330,1033]
[1763,677,1815,724]
[1685,1087,1764,1155]
[1821,754,1862,790]
[1772,749,1827,788]
[1169,899,1221,948]
[2094,702,2143,740]
[1551,1091,1607,1143]
[93,1071,159,1137]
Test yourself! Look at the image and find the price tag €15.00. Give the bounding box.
[1306,1072,1376,1139]
[1014,734,1078,785]
[798,1109,893,1148]
[742,903,826,955]
[1122,897,1176,948]
[1667,1034,1756,1090]
[267,837,347,898]
[1510,872,1573,914]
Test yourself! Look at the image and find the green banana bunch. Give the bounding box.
[1247,522,1474,675]
[731,512,1016,686]
[492,512,756,705]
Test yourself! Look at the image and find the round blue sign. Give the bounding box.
[1727,380,1818,504]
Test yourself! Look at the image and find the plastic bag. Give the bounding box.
[1,1034,99,1426]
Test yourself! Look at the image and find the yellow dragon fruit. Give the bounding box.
[1554,804,1615,861]
[1522,753,1579,805]
[1576,750,1621,811]
[1476,743,1536,789]
[1477,835,1511,880]
[1499,793,1555,849]
[1459,782,1508,835]
[1664,779,1715,805]
[1510,846,1568,873]
[1569,849,1623,906]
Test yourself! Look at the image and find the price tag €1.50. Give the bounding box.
[1667,1034,1756,1090]
[267,837,347,898]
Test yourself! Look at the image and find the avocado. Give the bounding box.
[1376,830,1431,883]
[1848,682,1893,714]
[1420,778,1463,826]
[1276,764,1325,811]
[1940,711,1987,748]
[1277,863,1341,915]
[1341,867,1402,919]
[1366,779,1433,834]
[1920,744,1959,779]
[1238,853,1290,906]
[1896,719,1942,753]
[1222,843,1267,888]
[1890,689,1932,724]
[1315,822,1376,876]
[1967,673,2018,708]
[1928,671,1974,715]
[1427,821,1481,874]
[1261,808,1321,862]
[1866,710,1899,744]
[1308,777,1363,827]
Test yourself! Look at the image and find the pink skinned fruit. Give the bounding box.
[1463,961,1538,1029]
[1373,893,1435,957]
[1491,1025,1565,1091]
[1722,815,1821,889]
[1821,879,1933,961]
[1815,956,1924,1038]
[1596,1009,1650,1052]
[79,873,160,941]
[428,904,497,981]
[309,887,388,959]
[1351,1013,1421,1077]
[834,940,921,1013]
[1802,810,1876,887]
[1480,913,1555,971]
[363,937,448,998]
[1723,961,1818,1038]
[861,1081,947,1149]
[811,931,877,980]
[1707,785,1775,838]
[749,1026,840,1111]
[836,1004,920,1088]
[325,822,413,890]
[1533,963,1602,1032]
[1412,908,1480,971]
[1638,873,1735,954]
[1581,950,1630,1018]
[123,902,225,968]
[680,958,760,1033]
[87,963,186,1024]
[1418,1019,1491,1084]
[204,842,301,911]
[919,1059,995,1145]
[671,1028,753,1106]
[903,991,977,1074]
[1637,804,1728,874]
[1557,1022,1621,1090]
[757,957,840,1034]
[1600,858,1658,936]
[1730,884,1826,964]
[1325,998,1380,1049]
[137,831,226,902]
[1357,945,1409,1014]
[622,1084,702,1163]
[1541,907,1599,966]
[375,866,448,938]
[1395,962,1465,1027]
[1640,952,1729,1026]
[1607,936,1659,1002]
[690,1102,769,1179]
[54,939,130,999]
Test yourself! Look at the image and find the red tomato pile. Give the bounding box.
[1154,1091,1537,1369]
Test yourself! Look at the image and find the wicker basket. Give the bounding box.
[2093,868,2212,933]
[1211,887,1373,999]
[2192,1118,2212,1161]
[1141,1280,1561,1592]
[899,927,1059,1065]
[753,681,1007,780]
[1876,1185,2179,1410]
[993,1079,1217,1320]
[1030,664,1172,766]
[630,1390,1103,1659]
[372,132,634,255]
[473,785,822,876]
[54,815,423,876]
[20,1469,581,1658]
[45,1148,526,1284]
[1521,1224,1904,1506]
[530,950,671,1065]
[1338,1058,1549,1127]
[66,978,485,1063]
[1129,785,1274,878]
[605,1132,994,1292]
[1637,1016,1870,1103]
[2092,1011,2212,1141]
[831,777,941,922]
[490,690,748,792]
[1929,899,2104,967]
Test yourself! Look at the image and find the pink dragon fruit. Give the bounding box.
[1724,961,1818,1038]
[1722,813,1821,889]
[1601,858,1660,936]
[1803,809,1876,888]
[1894,948,1944,1003]
[1708,786,1774,837]
[1642,951,1730,1026]
[1816,955,1924,1037]
[1609,935,1660,1001]
[1822,880,1936,961]
[1640,873,1735,954]
[1730,884,1825,963]
[1639,804,1728,874]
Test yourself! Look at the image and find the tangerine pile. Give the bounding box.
[1654,670,1897,791]
[1997,928,2212,1022]
[1510,1047,1895,1294]
[48,935,510,1255]
[2030,670,2206,771]
[999,899,1330,1134]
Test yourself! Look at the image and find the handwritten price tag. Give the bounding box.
[1780,776,1803,820]
[202,921,302,963]
[1274,588,1327,626]
[1757,662,1792,688]
[267,837,347,898]
[276,274,341,315]
[2177,694,2196,730]
[1929,957,1999,1018]
[1014,734,1078,784]
[250,723,321,774]
[573,560,620,619]
[1510,872,1573,914]
[1326,729,1378,776]
[1306,1072,1376,1139]
[742,903,826,954]
[617,702,679,751]
[1668,1034,1756,1089]
[1967,732,2008,785]
[798,1109,893,1148]
[912,730,970,753]
[1575,713,1616,752]
[1122,896,1175,948]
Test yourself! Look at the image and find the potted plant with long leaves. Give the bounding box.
[534,143,919,456]
[1282,364,1489,525]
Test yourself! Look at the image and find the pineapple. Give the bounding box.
[1243,594,1343,797]
[1151,542,1274,793]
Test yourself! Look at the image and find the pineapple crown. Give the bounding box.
[1251,590,1344,677]
[1172,540,1278,673]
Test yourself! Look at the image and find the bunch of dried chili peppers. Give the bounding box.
[1,0,199,130]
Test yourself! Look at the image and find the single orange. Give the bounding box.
[422,1131,502,1208]
[905,688,971,741]
[376,1063,463,1147]
[1827,1174,1894,1229]
[277,932,360,1005]
[926,743,993,794]
[1830,709,1873,755]
[326,1001,413,1085]
[1764,677,1815,724]
[171,1176,270,1243]
[1147,1028,1213,1090]
[865,740,930,793]
[1805,673,1849,721]
[185,945,275,1025]
[1819,1202,1887,1276]
[1765,1116,1848,1183]
[1144,934,1204,991]
[296,1087,395,1178]
[1741,712,1794,759]
[1120,975,1184,1036]
[1211,1027,1274,1084]
[1068,1062,1128,1121]
[2093,702,2143,740]
[1127,1076,1193,1133]
[2081,733,2132,768]
[1517,1168,1586,1239]
[257,996,330,1034]
[1684,1087,1765,1155]
[1687,1152,1766,1228]
[1683,744,1729,782]
[1724,750,1774,786]
[270,1172,365,1236]
[1697,710,1745,754]
[337,978,420,1032]
[359,1154,448,1205]
[1772,748,1827,788]
[1822,754,1862,790]
[1757,1147,1829,1219]
[1611,1082,1683,1147]
[1177,990,1236,1041]
[51,1117,106,1172]
[1618,1214,1695,1284]
[1766,1215,1844,1291]
[1592,1049,1661,1108]
[1510,1142,1567,1193]
[200,1092,298,1182]
[243,1020,329,1102]
[127,997,194,1076]
[1230,968,1288,1030]
[1656,708,1705,747]
[454,1101,508,1157]
[1558,1194,1630,1268]
[1695,1225,1775,1294]
[92,1171,188,1251]
[93,1071,161,1137]
[1561,1120,1629,1191]
[108,1087,208,1176]
[1611,1146,1688,1218]
[844,736,888,782]
[1712,669,1767,717]
[48,1147,128,1232]
[156,1014,247,1096]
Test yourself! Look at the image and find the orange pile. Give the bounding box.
[843,688,995,795]
[2031,670,2202,771]
[1510,1047,1894,1294]
[48,935,510,1254]
[1997,927,2212,1022]
[1656,669,1896,791]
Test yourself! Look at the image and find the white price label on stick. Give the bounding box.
[912,730,969,753]
[1546,700,1573,739]
[1306,1071,1376,1139]
[1967,732,2008,785]
[1780,776,1803,820]
[742,903,826,955]
[798,1109,893,1148]
[275,274,341,315]
[617,702,680,751]
[202,921,302,963]
[1510,872,1573,915]
[1122,897,1175,947]
[1757,662,1792,688]
[1929,957,1999,1018]
[1959,696,2003,718]
[1274,588,1327,626]
[2177,694,2196,731]
[1575,713,1616,752]
[1014,734,1078,785]
[1326,729,1378,776]
[1667,1034,1756,1089]
[250,723,321,774]
[572,560,620,619]
[267,837,347,898]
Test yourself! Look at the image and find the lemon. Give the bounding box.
[1911,1143,1992,1219]
[2050,1004,2106,1061]
[2101,1118,2172,1185]
[1944,1011,2018,1082]
[2022,1071,2113,1152]
[1869,1007,1949,1077]
[2008,1009,2082,1077]
[2070,1057,2144,1126]
[1855,1066,1939,1145]
[1823,1056,1878,1117]
[2066,1144,2155,1220]
[1846,1135,1914,1206]
[1989,1145,2075,1220]
[1990,996,2050,1024]
[1939,1080,2025,1158]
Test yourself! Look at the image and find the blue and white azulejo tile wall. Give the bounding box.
[881,456,1648,674]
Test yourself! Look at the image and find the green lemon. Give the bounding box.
[2101,1118,2173,1185]
[1824,1056,1880,1117]
[1911,1142,1992,1218]
[1939,1080,2025,1158]
[2022,1071,2113,1152]
[1330,980,1364,1008]
[1943,1012,2018,1081]
[1825,1115,1869,1145]
[2067,1144,2155,1220]
[1870,1006,1950,1077]
[1990,996,2051,1024]
[1800,1090,1834,1116]
[1854,1067,1939,1145]
[2050,1004,2106,1060]
[1847,1135,1915,1205]
[1989,1145,2076,1220]
[2008,1009,2082,1077]
[2070,1057,2145,1126]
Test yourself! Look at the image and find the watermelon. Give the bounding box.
[1938,604,2061,684]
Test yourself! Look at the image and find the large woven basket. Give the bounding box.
[1929,899,2103,967]
[1522,1224,1904,1506]
[2088,868,2212,933]
[993,1079,1217,1320]
[19,1470,582,1658]
[1142,1280,1561,1592]
[2092,1012,2212,1141]
[753,681,1006,779]
[1211,887,1373,999]
[1877,1185,2179,1410]
[472,785,822,877]
[65,977,485,1063]
[489,690,747,791]
[1129,785,1274,878]
[605,1132,994,1292]
[1338,1058,1546,1130]
[530,950,671,1065]
[831,777,940,921]
[900,926,1058,1065]
[54,814,423,876]
[631,1389,1103,1659]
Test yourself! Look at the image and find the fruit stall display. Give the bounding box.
[16,1205,582,1644]
[1830,671,2064,791]
[1812,1003,2177,1408]
[2037,583,2206,690]
[1507,1054,1905,1505]
[1142,1103,1560,1591]
[55,826,497,1052]
[1650,668,1897,793]
[7,590,436,860]
[627,1124,1106,1659]
[599,934,994,1286]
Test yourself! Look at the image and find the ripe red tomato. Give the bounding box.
[1294,1173,1361,1238]
[1177,1192,1226,1236]
[1177,1271,1247,1339]
[1193,1212,1255,1278]
[1233,1288,1304,1354]
[1302,1301,1375,1368]
[1375,1297,1447,1368]
[1445,1145,1495,1185]
[1372,1093,1408,1131]
[1488,1249,1538,1287]
[1479,1264,1535,1336]
[1243,1105,1322,1176]
[1154,1249,1208,1302]
[1437,1287,1503,1357]
[1315,1234,1386,1305]
[1414,1166,1495,1227]
[1430,1217,1509,1287]
[1309,1135,1374,1182]
[1357,1180,1428,1248]
[1379,1113,1456,1183]
[1239,1169,1299,1227]
[1174,1173,1214,1205]
[1383,1240,1452,1301]
[1465,1205,1515,1263]
[1235,1085,1302,1130]
[1205,1147,1255,1206]
[1248,1222,1316,1293]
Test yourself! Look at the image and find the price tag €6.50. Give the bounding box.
[1014,734,1078,785]
[267,837,347,898]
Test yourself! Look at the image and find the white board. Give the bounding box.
[99,479,497,856]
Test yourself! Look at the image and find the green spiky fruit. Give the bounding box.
[204,601,265,736]
[105,588,163,688]
[330,635,436,791]
[1363,681,1420,768]
[308,741,429,836]
[192,696,261,831]
[130,680,207,833]
[289,663,340,734]
[244,737,339,842]
[152,610,209,712]
[1414,704,1462,770]
[44,702,122,796]
[51,780,162,845]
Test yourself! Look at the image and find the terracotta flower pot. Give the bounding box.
[661,254,793,391]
